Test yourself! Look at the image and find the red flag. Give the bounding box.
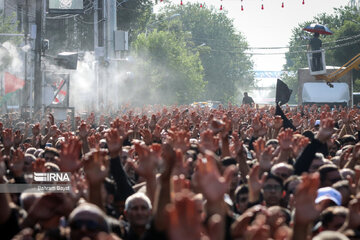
[4,72,25,94]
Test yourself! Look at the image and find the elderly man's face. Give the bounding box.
[125,198,151,227]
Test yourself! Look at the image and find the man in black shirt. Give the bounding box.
[242,92,254,106]
[308,32,323,71]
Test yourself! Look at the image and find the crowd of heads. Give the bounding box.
[1,103,360,240]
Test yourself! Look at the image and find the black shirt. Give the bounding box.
[242,96,254,105]
[309,37,322,51]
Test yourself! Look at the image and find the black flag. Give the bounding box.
[276,79,292,106]
[275,103,296,131]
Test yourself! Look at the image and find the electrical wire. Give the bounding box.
[75,16,106,24]
[199,34,360,55]
[46,2,94,19]
[190,32,360,50]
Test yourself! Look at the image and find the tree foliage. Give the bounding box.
[117,0,153,42]
[154,3,254,103]
[132,30,205,105]
[0,13,21,44]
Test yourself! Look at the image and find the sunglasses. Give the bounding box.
[70,219,106,232]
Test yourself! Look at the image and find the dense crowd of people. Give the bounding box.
[0,103,360,240]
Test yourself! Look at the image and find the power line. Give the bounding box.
[190,32,360,50]
[46,2,94,19]
[208,36,360,55]
[75,16,106,24]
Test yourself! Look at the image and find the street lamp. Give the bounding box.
[145,13,181,36]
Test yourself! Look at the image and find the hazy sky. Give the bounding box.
[157,0,351,71]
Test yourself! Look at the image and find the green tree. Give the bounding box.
[156,3,254,103]
[0,13,21,44]
[132,30,205,105]
[117,0,153,42]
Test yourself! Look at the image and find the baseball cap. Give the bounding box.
[315,187,342,206]
[315,120,320,126]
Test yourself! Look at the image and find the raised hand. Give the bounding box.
[8,148,25,177]
[294,173,320,225]
[316,118,335,143]
[48,113,55,126]
[140,128,153,145]
[244,127,254,140]
[292,135,310,158]
[105,128,123,158]
[167,129,190,153]
[24,193,73,227]
[255,120,268,137]
[83,149,109,185]
[252,115,262,132]
[2,128,14,149]
[292,113,303,128]
[32,123,40,136]
[210,118,225,135]
[277,128,294,150]
[48,125,58,137]
[58,136,82,172]
[78,121,90,140]
[199,130,219,153]
[128,142,157,180]
[194,151,235,203]
[354,116,360,131]
[231,209,255,239]
[253,138,273,171]
[247,164,267,202]
[87,134,98,149]
[13,130,23,147]
[266,116,275,129]
[172,174,190,193]
[244,213,271,240]
[231,205,269,240]
[152,124,162,142]
[32,158,46,173]
[149,114,157,132]
[167,190,203,240]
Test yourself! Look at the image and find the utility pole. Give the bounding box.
[105,0,117,109]
[22,0,29,116]
[94,0,99,111]
[34,0,42,113]
[94,0,99,49]
[106,0,116,60]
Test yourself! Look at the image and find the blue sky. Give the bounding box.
[156,0,351,71]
